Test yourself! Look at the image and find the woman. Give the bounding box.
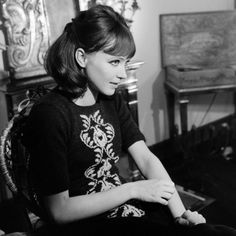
[23,4,236,236]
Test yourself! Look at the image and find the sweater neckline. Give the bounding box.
[53,87,101,109]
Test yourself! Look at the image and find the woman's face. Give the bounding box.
[85,51,129,96]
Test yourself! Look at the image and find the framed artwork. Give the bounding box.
[0,0,79,80]
[79,0,139,26]
[160,10,236,68]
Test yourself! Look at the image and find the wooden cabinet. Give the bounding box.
[0,0,80,129]
[160,11,236,136]
[0,76,54,133]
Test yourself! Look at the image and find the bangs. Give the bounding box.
[102,29,136,58]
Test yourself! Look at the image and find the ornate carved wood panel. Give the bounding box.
[0,0,50,79]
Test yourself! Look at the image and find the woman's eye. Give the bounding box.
[110,60,120,66]
[125,60,130,67]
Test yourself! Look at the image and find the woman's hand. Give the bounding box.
[131,179,176,205]
[176,209,206,226]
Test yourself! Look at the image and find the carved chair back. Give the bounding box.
[0,86,50,229]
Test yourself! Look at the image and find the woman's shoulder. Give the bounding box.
[25,88,76,126]
[32,88,72,113]
[37,87,70,105]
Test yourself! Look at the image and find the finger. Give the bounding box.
[201,216,206,223]
[158,198,169,205]
[196,215,206,224]
[161,180,175,187]
[161,192,173,200]
[182,209,192,218]
[164,186,176,194]
[187,212,206,224]
[159,184,175,192]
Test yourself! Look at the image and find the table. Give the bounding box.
[164,81,236,137]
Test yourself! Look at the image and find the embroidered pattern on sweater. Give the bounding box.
[80,110,145,218]
[108,204,145,218]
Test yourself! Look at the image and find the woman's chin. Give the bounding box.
[102,89,116,96]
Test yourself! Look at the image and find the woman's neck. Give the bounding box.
[73,87,98,106]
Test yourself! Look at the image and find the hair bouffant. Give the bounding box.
[45,4,136,98]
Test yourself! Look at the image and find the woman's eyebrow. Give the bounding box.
[117,56,129,61]
[108,55,130,62]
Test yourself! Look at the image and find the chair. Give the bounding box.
[0,86,51,234]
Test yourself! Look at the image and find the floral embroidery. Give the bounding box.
[80,110,145,217]
[108,204,145,218]
[80,110,120,194]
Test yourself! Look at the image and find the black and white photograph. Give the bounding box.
[0,0,236,235]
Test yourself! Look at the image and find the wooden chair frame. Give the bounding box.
[0,86,51,231]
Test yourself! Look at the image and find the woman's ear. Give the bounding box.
[75,48,87,67]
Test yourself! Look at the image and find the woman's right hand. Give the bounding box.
[130,179,176,205]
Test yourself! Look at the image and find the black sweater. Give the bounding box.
[24,88,145,218]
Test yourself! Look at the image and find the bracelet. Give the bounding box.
[174,216,182,224]
[174,210,188,224]
[181,209,188,218]
[175,210,187,219]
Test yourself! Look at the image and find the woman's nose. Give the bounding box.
[118,66,127,80]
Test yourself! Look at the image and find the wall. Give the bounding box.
[131,0,235,146]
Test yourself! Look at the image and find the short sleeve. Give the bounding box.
[114,93,145,150]
[23,103,70,196]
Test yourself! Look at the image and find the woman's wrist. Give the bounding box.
[125,181,138,200]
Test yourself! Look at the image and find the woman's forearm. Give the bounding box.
[44,181,135,224]
[143,156,186,217]
[129,141,186,218]
[167,188,186,218]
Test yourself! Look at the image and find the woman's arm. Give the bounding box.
[128,140,185,218]
[43,182,134,224]
[43,140,178,224]
[44,171,176,224]
[128,140,206,224]
[43,140,203,225]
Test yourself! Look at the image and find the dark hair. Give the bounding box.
[45,4,136,98]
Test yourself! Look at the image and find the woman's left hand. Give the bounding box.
[176,209,206,226]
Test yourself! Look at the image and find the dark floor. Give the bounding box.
[152,141,236,229]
